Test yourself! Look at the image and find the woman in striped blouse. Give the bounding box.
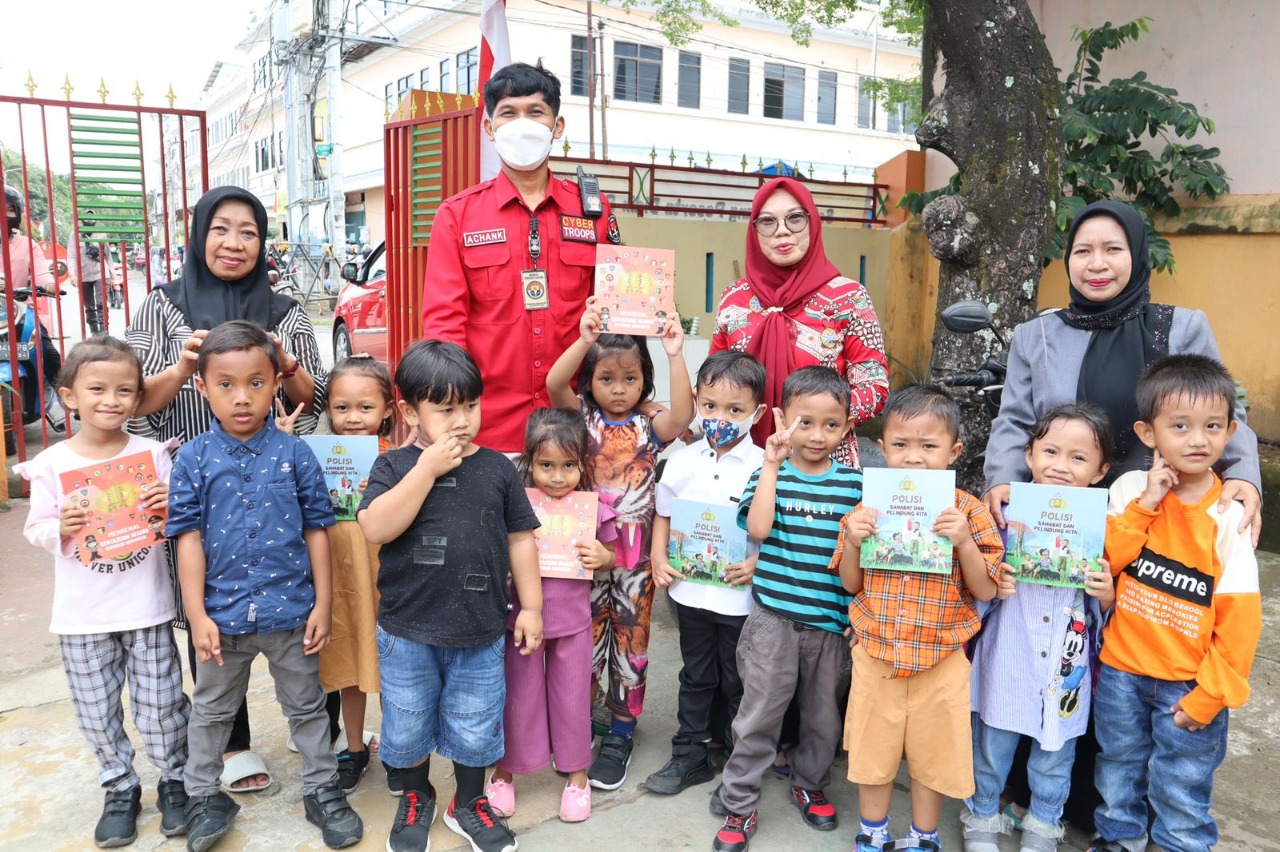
[126,185,327,794]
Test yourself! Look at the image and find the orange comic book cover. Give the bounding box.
[59,451,166,565]
[594,246,677,336]
[526,489,599,580]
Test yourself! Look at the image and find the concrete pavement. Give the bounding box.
[0,496,1276,850]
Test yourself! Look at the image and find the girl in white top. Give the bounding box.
[17,337,191,846]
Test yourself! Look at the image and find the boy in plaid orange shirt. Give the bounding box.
[830,385,1003,851]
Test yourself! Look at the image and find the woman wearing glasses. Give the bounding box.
[711,177,888,468]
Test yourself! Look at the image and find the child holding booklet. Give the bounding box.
[17,337,190,848]
[831,384,1003,852]
[963,403,1118,852]
[646,351,766,797]
[486,408,618,823]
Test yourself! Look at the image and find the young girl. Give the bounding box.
[316,355,395,793]
[964,403,1118,852]
[486,408,619,822]
[547,296,694,790]
[16,337,190,847]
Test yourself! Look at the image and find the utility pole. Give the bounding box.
[586,0,595,158]
[324,0,346,262]
[597,18,608,160]
[276,1,303,243]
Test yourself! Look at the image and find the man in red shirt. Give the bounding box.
[421,62,621,453]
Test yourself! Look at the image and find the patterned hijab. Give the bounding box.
[1058,200,1171,477]
[157,186,295,331]
[742,177,842,442]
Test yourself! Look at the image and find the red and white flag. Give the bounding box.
[479,0,512,180]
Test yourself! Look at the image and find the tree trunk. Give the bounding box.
[916,0,1063,491]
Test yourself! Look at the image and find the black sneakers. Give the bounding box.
[303,784,364,849]
[94,785,141,848]
[443,795,518,852]
[587,733,633,790]
[644,739,714,795]
[387,784,438,852]
[336,748,371,793]
[712,810,759,852]
[156,779,190,837]
[184,791,240,852]
[385,762,405,796]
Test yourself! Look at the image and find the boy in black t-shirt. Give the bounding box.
[358,340,544,852]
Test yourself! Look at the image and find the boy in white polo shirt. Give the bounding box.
[645,351,766,795]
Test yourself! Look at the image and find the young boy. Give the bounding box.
[168,320,363,851]
[832,384,1002,851]
[645,351,766,796]
[710,366,865,852]
[358,339,544,852]
[1092,355,1261,852]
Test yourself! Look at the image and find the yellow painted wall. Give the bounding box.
[614,214,892,337]
[1037,232,1280,439]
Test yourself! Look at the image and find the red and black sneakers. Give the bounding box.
[790,786,839,830]
[712,810,759,852]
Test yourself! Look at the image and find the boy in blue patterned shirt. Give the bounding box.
[711,366,864,852]
[168,320,363,851]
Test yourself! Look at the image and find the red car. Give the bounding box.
[332,241,388,363]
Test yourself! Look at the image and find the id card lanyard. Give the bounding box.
[522,213,549,310]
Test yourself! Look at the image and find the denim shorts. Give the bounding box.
[377,625,507,768]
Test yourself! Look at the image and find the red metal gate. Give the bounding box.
[1,91,207,465]
[383,91,482,375]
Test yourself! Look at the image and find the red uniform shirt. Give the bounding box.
[422,171,618,452]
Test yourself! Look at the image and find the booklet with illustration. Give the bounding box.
[667,498,750,590]
[594,246,677,336]
[527,489,600,580]
[59,450,166,564]
[301,435,380,521]
[1003,481,1107,588]
[859,468,957,574]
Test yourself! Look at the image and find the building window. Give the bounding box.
[397,74,412,105]
[763,63,804,121]
[440,58,452,94]
[857,75,876,129]
[678,51,701,109]
[419,67,430,90]
[817,70,837,125]
[614,41,662,104]
[253,56,274,93]
[886,101,917,135]
[728,58,749,115]
[385,83,394,110]
[571,35,589,97]
[457,48,478,95]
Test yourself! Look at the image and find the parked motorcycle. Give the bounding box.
[933,300,1009,417]
[1,285,67,453]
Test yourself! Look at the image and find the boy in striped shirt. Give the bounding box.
[710,366,865,852]
[831,384,1003,851]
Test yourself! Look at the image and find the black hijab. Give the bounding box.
[157,186,295,331]
[1058,200,1173,478]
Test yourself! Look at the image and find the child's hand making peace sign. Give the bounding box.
[763,408,799,467]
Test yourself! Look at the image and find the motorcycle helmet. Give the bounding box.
[5,185,22,232]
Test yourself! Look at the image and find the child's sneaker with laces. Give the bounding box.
[712,810,758,852]
[444,795,518,852]
[485,774,515,818]
[789,786,838,830]
[559,782,592,822]
[387,784,437,852]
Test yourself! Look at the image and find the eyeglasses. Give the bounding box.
[752,211,810,236]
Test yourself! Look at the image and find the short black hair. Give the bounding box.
[197,320,278,376]
[483,61,561,117]
[881,383,961,441]
[519,407,594,491]
[396,339,483,406]
[696,351,766,405]
[578,335,655,409]
[1137,354,1237,424]
[1027,401,1115,462]
[781,365,850,412]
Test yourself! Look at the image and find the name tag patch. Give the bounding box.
[560,215,597,243]
[463,228,507,247]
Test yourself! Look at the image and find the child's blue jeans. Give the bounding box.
[967,714,1074,828]
[1093,663,1228,851]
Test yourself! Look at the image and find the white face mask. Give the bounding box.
[492,118,554,171]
